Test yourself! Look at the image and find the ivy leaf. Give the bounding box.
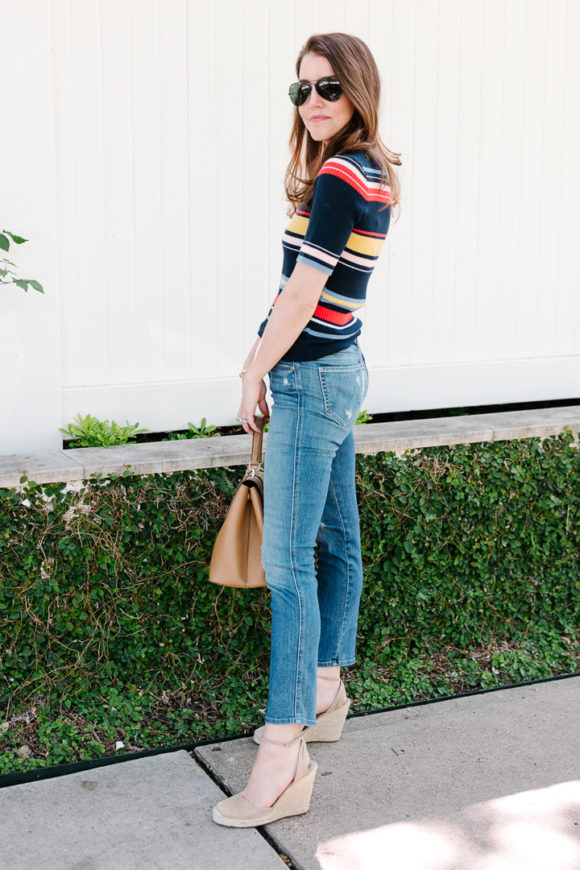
[27,279,44,294]
[0,234,9,252]
[2,231,27,244]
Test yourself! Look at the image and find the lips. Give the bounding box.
[310,115,330,121]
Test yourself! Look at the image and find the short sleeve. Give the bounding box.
[296,156,365,276]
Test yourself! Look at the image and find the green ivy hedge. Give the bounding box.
[0,431,579,772]
[357,433,579,655]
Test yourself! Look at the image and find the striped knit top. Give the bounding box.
[257,151,391,361]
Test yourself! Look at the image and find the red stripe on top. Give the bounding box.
[352,227,387,238]
[319,162,391,204]
[273,294,352,326]
[313,304,354,325]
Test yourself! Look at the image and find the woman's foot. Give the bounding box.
[242,723,308,808]
[213,735,317,827]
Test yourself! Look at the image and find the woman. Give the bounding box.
[213,32,401,827]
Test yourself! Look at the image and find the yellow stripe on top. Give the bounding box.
[320,290,364,310]
[286,214,309,236]
[345,231,385,257]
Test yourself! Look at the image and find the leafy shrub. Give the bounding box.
[164,418,221,440]
[60,413,148,447]
[1,431,578,773]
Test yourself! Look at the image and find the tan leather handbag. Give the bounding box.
[209,420,266,589]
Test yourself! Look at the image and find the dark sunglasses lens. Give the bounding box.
[288,82,310,106]
[317,79,342,102]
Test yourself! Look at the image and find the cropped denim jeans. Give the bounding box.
[262,342,369,726]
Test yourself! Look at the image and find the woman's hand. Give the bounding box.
[238,373,269,434]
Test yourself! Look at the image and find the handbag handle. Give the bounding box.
[249,416,265,468]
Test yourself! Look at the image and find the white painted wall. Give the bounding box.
[1,0,579,455]
[0,0,61,455]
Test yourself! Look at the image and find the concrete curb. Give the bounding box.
[1,405,579,488]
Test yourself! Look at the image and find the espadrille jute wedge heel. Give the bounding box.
[212,734,317,827]
[253,676,350,745]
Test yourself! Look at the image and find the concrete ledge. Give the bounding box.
[355,405,580,454]
[0,405,578,488]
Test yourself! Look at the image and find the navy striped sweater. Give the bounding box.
[258,151,391,361]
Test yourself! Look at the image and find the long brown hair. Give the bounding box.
[284,33,401,216]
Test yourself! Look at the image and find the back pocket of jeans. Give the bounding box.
[318,364,366,427]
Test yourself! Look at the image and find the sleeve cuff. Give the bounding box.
[296,252,335,276]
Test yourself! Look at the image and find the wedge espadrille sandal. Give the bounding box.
[212,734,317,827]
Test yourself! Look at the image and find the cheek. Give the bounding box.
[339,98,355,126]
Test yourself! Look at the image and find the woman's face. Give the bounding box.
[297,52,355,143]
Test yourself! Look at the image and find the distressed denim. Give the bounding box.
[262,343,369,725]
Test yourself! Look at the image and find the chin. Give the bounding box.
[307,126,328,142]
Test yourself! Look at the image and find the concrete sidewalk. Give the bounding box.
[1,677,579,870]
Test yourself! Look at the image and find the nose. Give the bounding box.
[307,85,324,109]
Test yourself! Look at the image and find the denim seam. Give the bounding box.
[318,364,363,427]
[328,473,350,662]
[318,368,344,426]
[289,364,303,723]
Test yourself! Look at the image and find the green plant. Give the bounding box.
[59,413,148,447]
[0,230,44,294]
[164,418,221,440]
[356,409,373,424]
[1,431,578,774]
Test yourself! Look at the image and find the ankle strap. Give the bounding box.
[317,674,341,682]
[259,731,304,748]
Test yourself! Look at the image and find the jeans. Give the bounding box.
[262,342,369,725]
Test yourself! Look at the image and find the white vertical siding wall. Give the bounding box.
[1,0,579,453]
[0,0,61,455]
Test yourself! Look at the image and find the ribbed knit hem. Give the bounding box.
[281,335,358,362]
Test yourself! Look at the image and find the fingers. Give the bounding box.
[243,418,260,433]
[238,377,269,434]
[237,406,250,435]
[237,409,257,434]
[239,416,252,435]
[258,396,270,420]
[238,412,267,434]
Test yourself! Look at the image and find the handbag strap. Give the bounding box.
[249,417,265,468]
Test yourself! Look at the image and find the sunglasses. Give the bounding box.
[288,77,343,107]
